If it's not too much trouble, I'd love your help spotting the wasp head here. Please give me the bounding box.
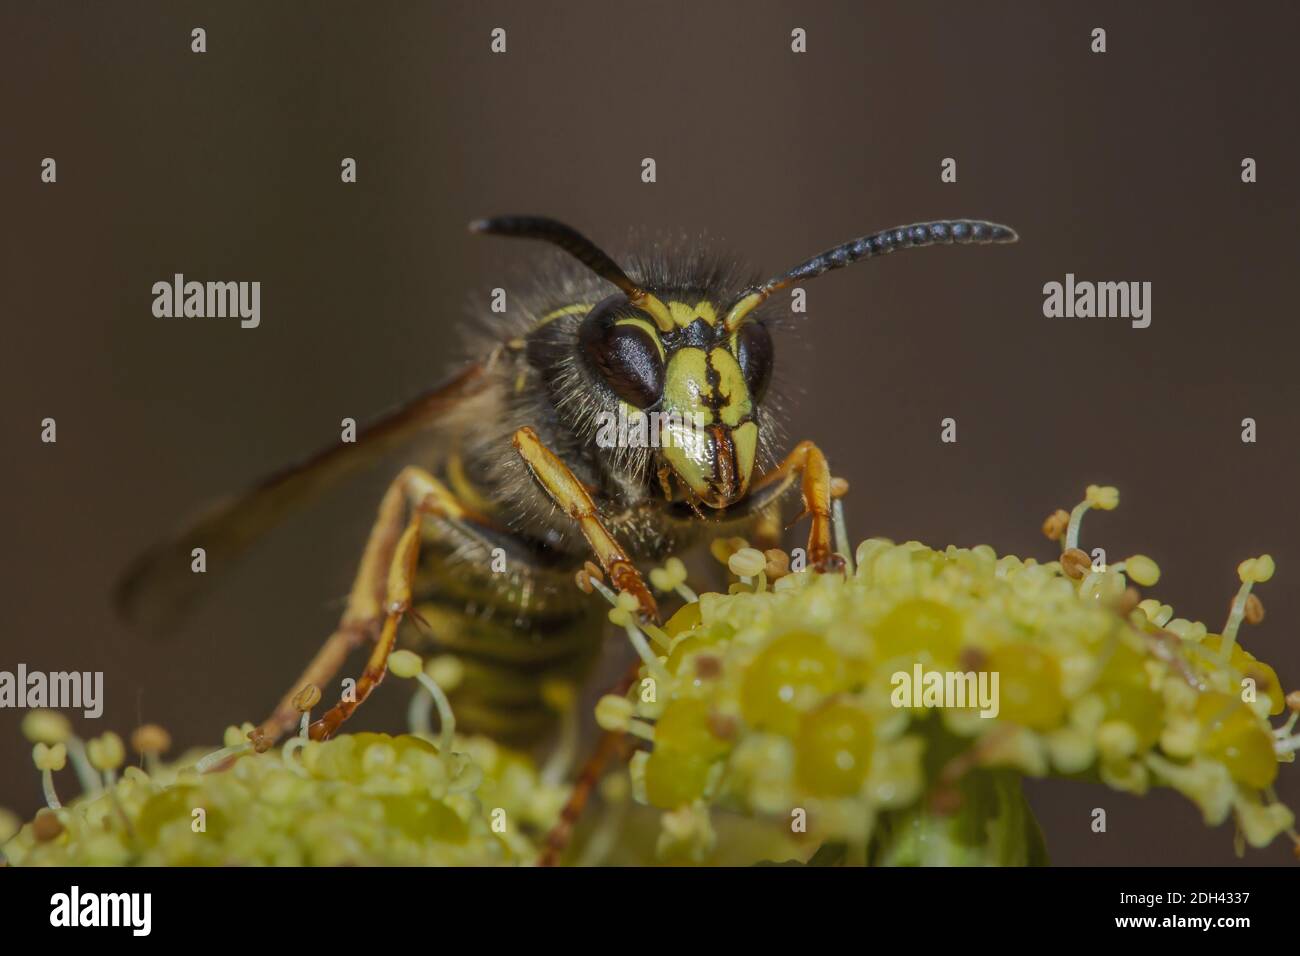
[576,293,773,509]
[473,214,1017,512]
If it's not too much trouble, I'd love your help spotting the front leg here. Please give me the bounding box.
[249,466,498,750]
[512,426,659,623]
[745,439,843,572]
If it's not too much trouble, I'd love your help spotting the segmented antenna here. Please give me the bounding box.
[469,215,676,331]
[722,219,1019,331]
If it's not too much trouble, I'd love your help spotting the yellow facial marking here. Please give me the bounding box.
[661,347,753,426]
[614,316,667,360]
[708,347,751,427]
[694,301,718,326]
[663,348,712,424]
[666,300,720,328]
[733,421,758,489]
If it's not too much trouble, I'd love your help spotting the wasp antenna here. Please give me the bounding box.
[470,215,675,331]
[722,219,1019,332]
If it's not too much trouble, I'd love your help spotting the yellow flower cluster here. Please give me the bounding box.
[616,486,1295,862]
[3,725,566,866]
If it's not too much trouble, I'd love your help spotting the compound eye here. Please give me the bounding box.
[580,295,665,409]
[736,321,774,401]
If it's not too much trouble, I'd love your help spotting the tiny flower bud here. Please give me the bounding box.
[694,654,722,680]
[22,710,72,745]
[709,536,749,566]
[1097,721,1139,761]
[1061,548,1092,580]
[829,476,849,498]
[707,711,738,740]
[728,547,767,578]
[130,724,172,756]
[86,732,125,771]
[426,655,464,692]
[1125,555,1160,587]
[650,559,688,592]
[1237,554,1275,584]
[32,808,64,842]
[595,694,634,732]
[763,548,791,579]
[1244,593,1265,625]
[388,650,424,679]
[33,742,67,772]
[1286,690,1300,713]
[1085,485,1120,510]
[291,684,321,712]
[1041,509,1070,541]
[1138,601,1174,630]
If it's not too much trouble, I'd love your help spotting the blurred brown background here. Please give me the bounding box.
[3,0,1298,865]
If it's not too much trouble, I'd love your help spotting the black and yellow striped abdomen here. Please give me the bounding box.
[402,508,605,746]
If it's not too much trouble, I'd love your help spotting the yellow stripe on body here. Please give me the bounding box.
[536,303,591,327]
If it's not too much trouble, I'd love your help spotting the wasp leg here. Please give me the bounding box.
[539,659,640,866]
[249,467,496,750]
[512,426,659,623]
[745,440,843,572]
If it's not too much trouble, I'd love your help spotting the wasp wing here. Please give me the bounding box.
[115,362,487,637]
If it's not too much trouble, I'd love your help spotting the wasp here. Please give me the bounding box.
[116,214,1017,825]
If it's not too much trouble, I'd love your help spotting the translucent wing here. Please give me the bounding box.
[115,362,487,637]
